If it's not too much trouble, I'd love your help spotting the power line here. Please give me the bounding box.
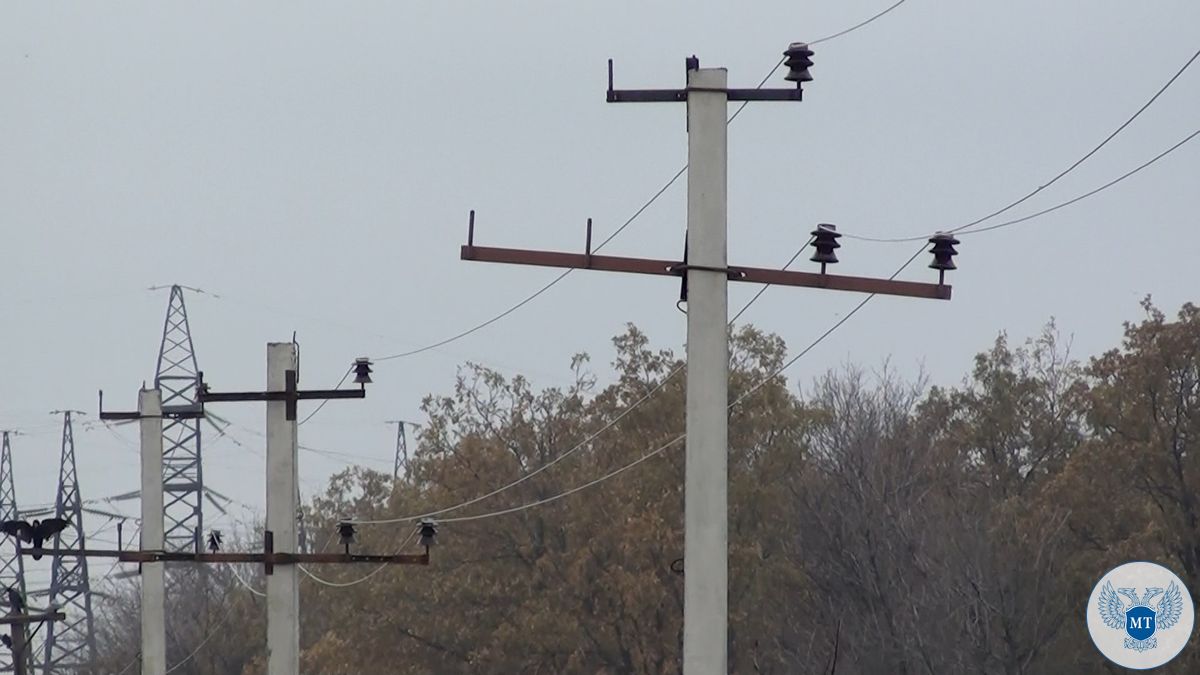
[349,368,680,525]
[299,527,419,588]
[352,115,1189,525]
[371,1,915,363]
[363,122,1200,526]
[163,598,243,674]
[297,367,353,426]
[228,564,266,598]
[407,259,910,525]
[349,236,817,526]
[842,44,1200,243]
[807,0,910,47]
[113,562,265,674]
[436,433,684,524]
[219,417,394,469]
[955,127,1200,236]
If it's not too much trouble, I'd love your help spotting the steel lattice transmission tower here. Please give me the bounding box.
[156,285,206,553]
[42,411,97,674]
[387,421,419,479]
[0,431,27,674]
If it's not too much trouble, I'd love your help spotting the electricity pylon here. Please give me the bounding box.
[0,431,27,674]
[42,411,97,674]
[386,421,419,479]
[155,285,205,553]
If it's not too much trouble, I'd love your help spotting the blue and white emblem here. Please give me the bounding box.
[1097,581,1184,651]
[1088,561,1195,669]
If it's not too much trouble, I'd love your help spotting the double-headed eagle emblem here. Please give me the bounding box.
[1098,580,1184,652]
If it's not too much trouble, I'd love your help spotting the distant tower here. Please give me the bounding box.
[156,285,205,552]
[387,421,418,479]
[0,431,27,674]
[42,411,98,674]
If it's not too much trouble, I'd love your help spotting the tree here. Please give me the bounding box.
[89,305,1200,673]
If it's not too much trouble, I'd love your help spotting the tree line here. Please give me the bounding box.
[92,300,1200,674]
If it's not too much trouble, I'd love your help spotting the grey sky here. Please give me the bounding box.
[2,1,1199,588]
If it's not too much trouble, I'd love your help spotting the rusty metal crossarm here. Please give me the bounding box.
[605,60,804,103]
[98,390,206,420]
[461,244,950,300]
[0,611,66,626]
[198,369,366,420]
[21,547,428,566]
[606,88,803,103]
[198,389,364,404]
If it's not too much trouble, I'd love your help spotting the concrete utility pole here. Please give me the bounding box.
[139,389,166,675]
[682,64,729,672]
[266,343,300,675]
[194,345,377,675]
[2,607,66,675]
[460,47,959,675]
[64,351,427,670]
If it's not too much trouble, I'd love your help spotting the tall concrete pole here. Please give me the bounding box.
[139,389,166,675]
[683,65,729,675]
[266,343,299,675]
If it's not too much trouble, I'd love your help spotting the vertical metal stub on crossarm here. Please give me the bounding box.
[585,218,594,268]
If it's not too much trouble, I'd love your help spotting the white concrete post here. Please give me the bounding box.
[266,343,299,675]
[683,66,729,675]
[138,389,165,675]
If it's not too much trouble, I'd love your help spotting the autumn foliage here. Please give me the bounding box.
[94,302,1200,674]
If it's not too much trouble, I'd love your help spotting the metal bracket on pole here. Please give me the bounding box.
[460,237,952,300]
[98,390,205,421]
[264,530,274,576]
[607,58,805,103]
[18,546,431,567]
[196,369,366,421]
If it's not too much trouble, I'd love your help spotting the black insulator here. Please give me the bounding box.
[419,519,438,549]
[810,223,842,269]
[783,42,814,84]
[928,232,960,271]
[353,357,373,385]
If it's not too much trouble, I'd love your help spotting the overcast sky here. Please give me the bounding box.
[2,1,1199,587]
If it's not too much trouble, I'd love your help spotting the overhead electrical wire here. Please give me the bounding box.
[806,0,909,47]
[234,6,1190,534]
[841,44,1200,243]
[370,0,914,364]
[163,599,244,674]
[370,258,911,525]
[354,88,1200,527]
[953,127,1200,236]
[347,238,815,526]
[297,367,353,426]
[294,2,917,435]
[229,564,267,598]
[299,526,419,588]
